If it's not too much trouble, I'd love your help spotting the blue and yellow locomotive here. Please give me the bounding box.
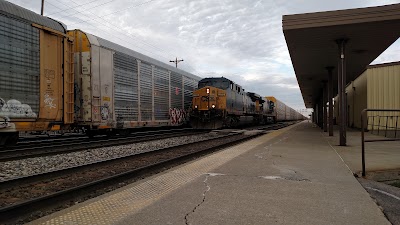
[190,77,275,129]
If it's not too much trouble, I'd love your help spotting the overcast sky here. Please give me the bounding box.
[7,0,400,114]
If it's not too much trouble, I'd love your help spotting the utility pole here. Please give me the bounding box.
[41,0,44,15]
[169,57,184,68]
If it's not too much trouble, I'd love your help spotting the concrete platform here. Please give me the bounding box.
[210,129,268,136]
[30,121,395,225]
[321,126,400,175]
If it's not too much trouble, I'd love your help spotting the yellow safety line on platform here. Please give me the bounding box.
[31,123,301,225]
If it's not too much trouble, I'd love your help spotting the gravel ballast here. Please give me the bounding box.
[0,133,219,181]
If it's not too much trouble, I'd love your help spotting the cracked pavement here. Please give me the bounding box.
[184,173,214,225]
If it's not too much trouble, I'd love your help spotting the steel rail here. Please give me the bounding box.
[0,129,206,161]
[1,128,196,150]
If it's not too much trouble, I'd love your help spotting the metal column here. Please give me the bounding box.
[313,105,317,124]
[318,100,323,129]
[336,39,347,146]
[327,67,334,136]
[323,81,328,132]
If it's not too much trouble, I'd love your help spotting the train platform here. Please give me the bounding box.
[29,121,399,225]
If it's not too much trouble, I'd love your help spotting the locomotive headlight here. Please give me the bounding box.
[212,104,215,108]
[206,88,210,94]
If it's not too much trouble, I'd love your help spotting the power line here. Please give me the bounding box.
[45,0,108,16]
[45,0,172,61]
[60,0,175,60]
[70,0,200,74]
[67,0,157,26]
[46,0,200,75]
[100,0,157,18]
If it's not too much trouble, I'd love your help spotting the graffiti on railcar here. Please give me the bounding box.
[44,93,56,109]
[101,103,110,120]
[0,98,37,118]
[169,108,187,124]
[0,116,10,129]
[74,83,82,114]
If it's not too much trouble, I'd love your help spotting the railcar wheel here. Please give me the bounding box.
[86,130,95,138]
[118,129,130,136]
[0,132,18,146]
[6,132,18,146]
[0,135,7,146]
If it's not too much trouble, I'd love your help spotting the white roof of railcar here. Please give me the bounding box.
[0,0,66,33]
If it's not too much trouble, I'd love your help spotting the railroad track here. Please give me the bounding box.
[242,121,297,131]
[0,131,265,224]
[0,128,205,161]
[17,132,85,142]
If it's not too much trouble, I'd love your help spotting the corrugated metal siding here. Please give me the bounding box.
[170,72,182,109]
[367,64,400,130]
[0,1,65,33]
[275,99,286,121]
[140,62,152,121]
[346,72,367,128]
[154,66,169,120]
[114,52,138,121]
[285,105,290,120]
[183,76,197,109]
[90,34,202,125]
[0,13,39,119]
[94,36,200,81]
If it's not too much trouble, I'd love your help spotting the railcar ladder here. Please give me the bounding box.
[64,40,74,124]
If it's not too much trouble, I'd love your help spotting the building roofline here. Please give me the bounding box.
[368,61,400,69]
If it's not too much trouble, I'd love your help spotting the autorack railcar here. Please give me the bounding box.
[0,1,74,145]
[265,96,305,122]
[68,30,201,136]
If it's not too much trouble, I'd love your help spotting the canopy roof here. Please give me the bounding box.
[283,4,400,107]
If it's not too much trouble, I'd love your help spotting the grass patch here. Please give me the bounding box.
[387,181,400,188]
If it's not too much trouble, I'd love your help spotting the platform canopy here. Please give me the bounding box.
[283,4,400,108]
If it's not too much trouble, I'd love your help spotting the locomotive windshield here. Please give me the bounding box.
[269,101,275,110]
[198,78,230,89]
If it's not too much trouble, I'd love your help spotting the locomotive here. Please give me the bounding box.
[0,1,200,145]
[190,77,305,129]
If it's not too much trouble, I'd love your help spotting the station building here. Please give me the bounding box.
[334,62,400,133]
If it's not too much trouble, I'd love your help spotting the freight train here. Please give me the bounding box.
[0,1,304,146]
[190,77,305,129]
[0,1,200,145]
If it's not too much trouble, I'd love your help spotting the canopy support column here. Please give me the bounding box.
[323,81,328,132]
[336,39,347,146]
[318,99,323,129]
[326,67,334,136]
